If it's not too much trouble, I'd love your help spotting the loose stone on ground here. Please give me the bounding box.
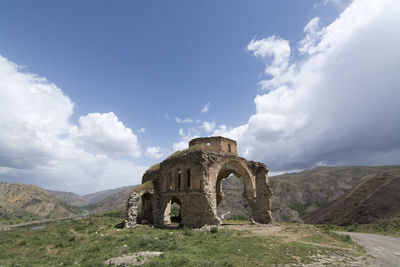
[104,251,163,266]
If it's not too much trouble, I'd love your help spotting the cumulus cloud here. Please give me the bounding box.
[214,0,400,172]
[248,36,291,77]
[0,54,145,194]
[71,112,141,157]
[201,121,216,133]
[299,17,325,55]
[201,102,211,113]
[248,36,292,90]
[145,146,164,159]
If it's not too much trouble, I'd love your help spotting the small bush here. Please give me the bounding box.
[210,227,218,234]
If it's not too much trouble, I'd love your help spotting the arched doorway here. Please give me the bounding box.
[170,197,182,224]
[215,160,256,223]
[162,196,182,227]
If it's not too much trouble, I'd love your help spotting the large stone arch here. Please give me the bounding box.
[212,159,257,212]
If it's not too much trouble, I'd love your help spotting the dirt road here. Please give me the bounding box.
[336,232,400,266]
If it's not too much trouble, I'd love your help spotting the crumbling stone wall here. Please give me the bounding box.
[125,136,272,228]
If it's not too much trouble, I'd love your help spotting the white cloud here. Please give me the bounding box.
[173,141,187,152]
[247,36,292,90]
[172,128,199,152]
[175,117,193,124]
[214,0,400,172]
[70,112,141,157]
[201,121,216,133]
[248,36,291,77]
[201,102,211,113]
[137,127,146,133]
[0,54,145,194]
[145,146,164,159]
[299,17,325,55]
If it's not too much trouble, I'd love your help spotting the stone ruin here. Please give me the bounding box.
[125,136,272,228]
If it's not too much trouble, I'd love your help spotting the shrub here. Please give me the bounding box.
[210,226,218,234]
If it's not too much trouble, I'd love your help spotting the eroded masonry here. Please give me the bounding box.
[125,136,272,228]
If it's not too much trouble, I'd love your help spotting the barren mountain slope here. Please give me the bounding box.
[0,182,81,223]
[304,173,400,225]
[217,175,252,219]
[82,185,135,205]
[269,166,400,222]
[91,186,135,213]
[47,190,89,207]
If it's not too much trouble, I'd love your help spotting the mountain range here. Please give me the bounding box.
[2,165,400,225]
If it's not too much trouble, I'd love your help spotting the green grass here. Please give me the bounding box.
[316,216,400,237]
[0,214,42,225]
[0,212,368,266]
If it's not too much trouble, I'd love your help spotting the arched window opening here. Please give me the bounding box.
[186,169,191,189]
[176,168,181,190]
[228,143,232,153]
[168,172,173,191]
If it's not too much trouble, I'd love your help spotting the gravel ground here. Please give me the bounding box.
[336,231,400,267]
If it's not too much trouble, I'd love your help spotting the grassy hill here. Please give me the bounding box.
[0,182,82,225]
[304,173,400,225]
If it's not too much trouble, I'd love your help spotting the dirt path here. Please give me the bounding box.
[336,231,400,266]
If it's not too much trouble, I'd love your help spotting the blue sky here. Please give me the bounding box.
[1,0,399,194]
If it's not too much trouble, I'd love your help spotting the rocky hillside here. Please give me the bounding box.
[82,185,135,206]
[304,173,400,225]
[269,166,400,222]
[217,175,252,219]
[47,190,89,207]
[91,186,135,213]
[0,182,81,224]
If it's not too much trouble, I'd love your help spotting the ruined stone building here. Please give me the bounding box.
[125,136,272,228]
